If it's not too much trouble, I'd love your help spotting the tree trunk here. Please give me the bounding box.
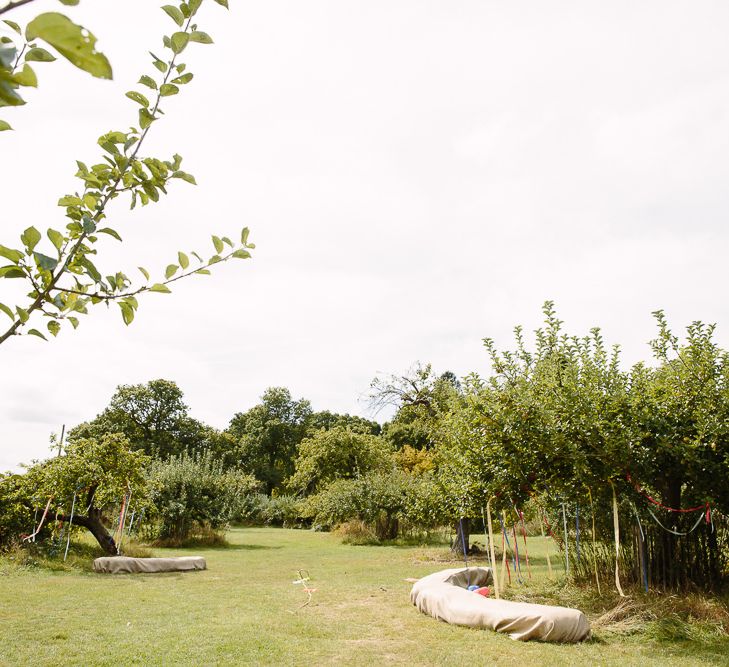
[59,508,117,555]
[375,513,399,540]
[451,518,470,557]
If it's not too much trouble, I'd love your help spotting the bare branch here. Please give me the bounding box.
[0,0,37,17]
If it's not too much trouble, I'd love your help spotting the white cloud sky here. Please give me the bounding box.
[2,0,729,470]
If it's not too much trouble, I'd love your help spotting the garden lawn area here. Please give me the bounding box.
[1,527,728,666]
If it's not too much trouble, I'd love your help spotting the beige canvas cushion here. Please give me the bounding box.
[93,556,206,574]
[410,567,590,643]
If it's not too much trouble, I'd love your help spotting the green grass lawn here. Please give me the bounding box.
[1,527,728,666]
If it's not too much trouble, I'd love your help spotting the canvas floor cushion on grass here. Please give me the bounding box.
[93,556,207,574]
[410,567,590,643]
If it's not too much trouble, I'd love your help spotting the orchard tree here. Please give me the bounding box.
[20,432,149,555]
[306,411,381,436]
[0,0,254,345]
[369,363,467,551]
[370,363,461,451]
[286,426,393,496]
[147,450,258,542]
[631,312,729,515]
[302,470,411,540]
[70,379,207,459]
[228,387,312,494]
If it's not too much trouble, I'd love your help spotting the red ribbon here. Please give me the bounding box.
[627,473,710,523]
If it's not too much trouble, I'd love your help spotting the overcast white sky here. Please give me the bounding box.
[2,0,729,471]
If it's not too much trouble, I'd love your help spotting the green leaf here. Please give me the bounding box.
[83,192,98,209]
[28,328,47,340]
[161,5,185,26]
[67,316,79,329]
[165,264,178,279]
[0,245,23,263]
[222,236,233,247]
[195,268,211,275]
[142,182,159,202]
[34,251,58,272]
[149,283,171,294]
[171,170,196,184]
[189,31,213,44]
[26,13,113,79]
[178,251,189,269]
[138,75,157,89]
[212,235,224,253]
[171,73,193,84]
[0,44,15,68]
[170,32,190,54]
[20,226,41,251]
[138,266,150,280]
[13,64,37,87]
[0,120,12,131]
[24,46,56,62]
[79,256,100,282]
[16,306,29,323]
[47,320,60,337]
[47,228,64,251]
[58,195,82,206]
[0,79,24,107]
[0,266,25,278]
[159,83,179,96]
[188,0,203,15]
[118,301,134,325]
[232,249,251,259]
[213,0,229,8]
[58,0,80,5]
[81,216,96,233]
[241,227,250,245]
[126,90,149,106]
[97,227,122,241]
[139,107,155,129]
[2,20,21,34]
[0,302,15,320]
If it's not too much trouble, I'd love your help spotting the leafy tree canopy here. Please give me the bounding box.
[286,426,393,496]
[306,410,381,436]
[70,379,207,459]
[371,363,461,450]
[227,387,312,494]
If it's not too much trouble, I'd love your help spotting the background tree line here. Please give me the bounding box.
[2,304,728,592]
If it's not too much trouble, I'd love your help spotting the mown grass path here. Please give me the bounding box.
[1,527,727,665]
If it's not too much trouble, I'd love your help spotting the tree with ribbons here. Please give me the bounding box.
[17,432,149,555]
[437,303,728,591]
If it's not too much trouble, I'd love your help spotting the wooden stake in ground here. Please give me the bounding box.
[587,487,601,595]
[484,499,500,599]
[539,508,553,579]
[562,503,570,577]
[611,482,626,597]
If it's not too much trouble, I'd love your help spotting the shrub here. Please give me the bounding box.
[232,493,302,527]
[303,470,411,540]
[333,520,378,545]
[259,494,301,527]
[148,451,259,542]
[287,427,393,496]
[0,473,35,550]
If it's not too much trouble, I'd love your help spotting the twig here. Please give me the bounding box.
[0,0,37,17]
